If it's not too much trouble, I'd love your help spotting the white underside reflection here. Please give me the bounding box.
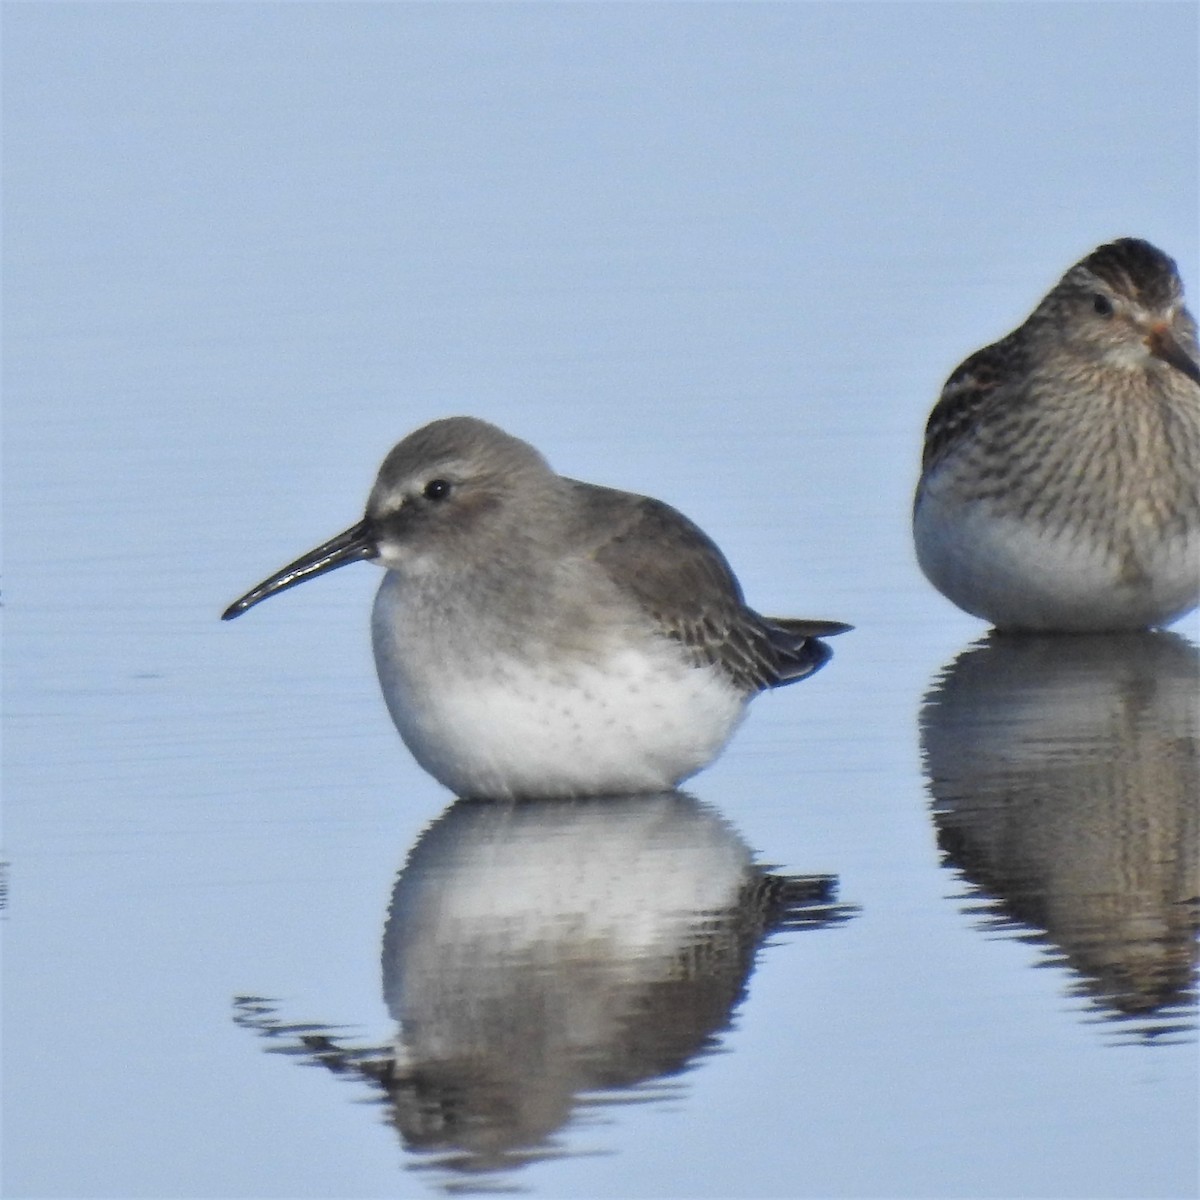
[235,792,856,1188]
[920,631,1199,1042]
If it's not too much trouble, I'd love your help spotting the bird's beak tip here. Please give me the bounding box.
[220,519,377,626]
[1146,324,1200,386]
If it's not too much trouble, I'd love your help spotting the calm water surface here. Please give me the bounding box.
[5,5,1198,1198]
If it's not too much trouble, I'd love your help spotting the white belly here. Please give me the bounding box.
[371,577,747,799]
[914,490,1200,632]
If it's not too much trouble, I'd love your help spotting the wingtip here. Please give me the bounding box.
[819,620,853,637]
[768,617,854,639]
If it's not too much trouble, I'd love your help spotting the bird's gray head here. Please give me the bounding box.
[366,417,558,571]
[221,417,558,620]
[1039,237,1200,386]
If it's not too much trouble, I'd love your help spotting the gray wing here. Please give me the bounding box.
[571,482,847,693]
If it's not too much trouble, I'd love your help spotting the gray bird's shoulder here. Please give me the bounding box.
[566,481,747,612]
[565,481,812,691]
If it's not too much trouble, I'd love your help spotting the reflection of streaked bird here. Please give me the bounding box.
[234,793,855,1183]
[920,632,1199,1038]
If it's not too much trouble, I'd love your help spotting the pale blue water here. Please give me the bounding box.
[4,5,1198,1197]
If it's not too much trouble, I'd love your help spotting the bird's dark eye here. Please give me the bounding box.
[1091,293,1114,317]
[423,478,452,501]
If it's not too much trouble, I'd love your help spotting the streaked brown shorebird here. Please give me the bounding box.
[914,237,1200,632]
[223,417,848,798]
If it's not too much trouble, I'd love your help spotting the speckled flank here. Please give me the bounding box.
[373,574,748,799]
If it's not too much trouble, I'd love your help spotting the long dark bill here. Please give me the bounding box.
[221,519,377,620]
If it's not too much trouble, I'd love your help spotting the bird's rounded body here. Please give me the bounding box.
[372,572,747,799]
[914,482,1199,633]
[914,238,1200,632]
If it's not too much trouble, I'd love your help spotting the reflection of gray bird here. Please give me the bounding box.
[920,632,1199,1037]
[224,417,847,798]
[233,793,855,1182]
[914,238,1200,631]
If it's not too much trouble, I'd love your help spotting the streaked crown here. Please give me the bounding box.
[1062,237,1184,309]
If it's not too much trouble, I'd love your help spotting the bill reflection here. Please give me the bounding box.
[235,792,855,1187]
[920,631,1199,1040]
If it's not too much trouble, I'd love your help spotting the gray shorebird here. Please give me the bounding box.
[913,237,1200,632]
[223,417,848,798]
